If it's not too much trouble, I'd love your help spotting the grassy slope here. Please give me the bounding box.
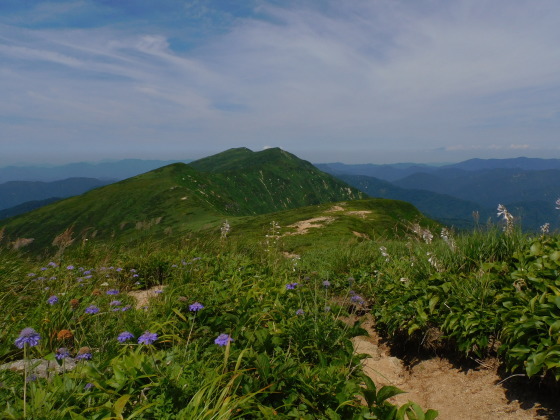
[0,148,367,251]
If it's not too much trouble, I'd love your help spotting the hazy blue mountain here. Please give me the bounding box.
[0,178,113,210]
[0,197,62,220]
[317,157,560,182]
[335,174,489,229]
[444,157,560,171]
[315,162,440,181]
[393,168,560,208]
[0,159,189,183]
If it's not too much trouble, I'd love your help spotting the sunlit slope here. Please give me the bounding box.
[0,148,365,249]
[228,198,438,252]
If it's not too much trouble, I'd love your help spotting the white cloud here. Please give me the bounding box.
[1,0,560,164]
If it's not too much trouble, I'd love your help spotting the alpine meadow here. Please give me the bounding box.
[2,148,560,419]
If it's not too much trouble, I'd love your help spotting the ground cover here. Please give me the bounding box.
[0,239,436,419]
[2,204,560,418]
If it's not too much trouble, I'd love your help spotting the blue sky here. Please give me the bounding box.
[1,0,560,165]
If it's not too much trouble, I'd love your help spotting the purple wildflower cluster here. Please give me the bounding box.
[76,347,92,360]
[85,305,100,314]
[117,331,135,343]
[14,328,41,349]
[56,347,71,360]
[350,292,365,305]
[189,302,204,312]
[214,334,233,347]
[138,331,158,345]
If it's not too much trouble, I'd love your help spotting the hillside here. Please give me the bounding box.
[0,148,370,250]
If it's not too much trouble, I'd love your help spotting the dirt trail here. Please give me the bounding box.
[350,315,557,420]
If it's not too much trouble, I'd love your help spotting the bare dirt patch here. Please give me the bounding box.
[326,205,346,212]
[282,251,301,259]
[285,216,335,235]
[128,285,165,309]
[353,231,370,239]
[346,210,372,219]
[349,315,556,420]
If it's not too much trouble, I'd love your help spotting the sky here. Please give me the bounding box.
[1,0,560,166]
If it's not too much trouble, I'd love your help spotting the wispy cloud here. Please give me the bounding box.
[1,0,560,164]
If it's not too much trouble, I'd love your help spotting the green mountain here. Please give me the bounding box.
[0,148,372,250]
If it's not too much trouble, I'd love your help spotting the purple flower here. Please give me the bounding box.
[296,309,304,316]
[41,267,47,271]
[350,294,364,304]
[189,302,204,312]
[106,289,119,295]
[47,295,59,305]
[84,382,93,390]
[322,280,331,288]
[214,334,233,347]
[117,331,135,343]
[48,262,57,267]
[116,268,122,272]
[285,282,299,290]
[15,328,41,349]
[76,347,92,360]
[130,269,137,273]
[133,274,139,278]
[55,347,70,360]
[83,270,91,275]
[67,265,74,270]
[138,331,158,345]
[27,273,35,277]
[85,305,100,314]
[121,305,131,312]
[109,300,122,306]
[26,374,38,383]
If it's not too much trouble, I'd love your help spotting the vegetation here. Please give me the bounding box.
[0,148,365,251]
[2,148,560,418]
[0,235,440,419]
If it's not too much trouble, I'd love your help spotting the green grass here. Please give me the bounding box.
[0,148,366,253]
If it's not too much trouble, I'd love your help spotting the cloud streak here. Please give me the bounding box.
[1,0,560,164]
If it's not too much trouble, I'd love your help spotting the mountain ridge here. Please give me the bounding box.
[0,148,370,250]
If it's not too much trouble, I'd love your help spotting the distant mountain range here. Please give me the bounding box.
[0,148,378,250]
[317,158,560,231]
[0,178,114,211]
[2,155,559,232]
[0,159,188,183]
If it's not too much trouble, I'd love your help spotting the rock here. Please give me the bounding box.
[0,358,77,379]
